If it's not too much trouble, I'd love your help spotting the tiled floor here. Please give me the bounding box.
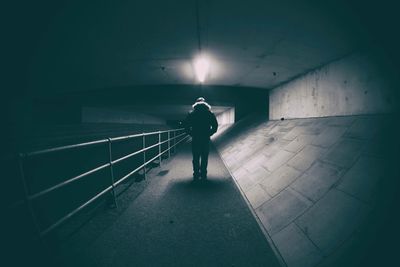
[214,114,394,267]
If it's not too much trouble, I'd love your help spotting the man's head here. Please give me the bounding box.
[192,96,211,110]
[196,97,205,103]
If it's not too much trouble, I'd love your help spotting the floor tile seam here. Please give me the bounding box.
[269,186,324,235]
[266,191,312,236]
[243,184,269,201]
[259,164,305,199]
[288,183,316,204]
[250,183,273,208]
[292,186,373,239]
[310,129,348,148]
[253,186,314,234]
[289,166,356,205]
[319,145,364,169]
[286,148,325,174]
[263,148,298,173]
[292,220,326,262]
[333,187,373,207]
[307,156,345,174]
[325,144,365,185]
[313,220,372,266]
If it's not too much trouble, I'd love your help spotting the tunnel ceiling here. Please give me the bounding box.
[26,0,362,94]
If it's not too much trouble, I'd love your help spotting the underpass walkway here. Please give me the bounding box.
[65,143,281,267]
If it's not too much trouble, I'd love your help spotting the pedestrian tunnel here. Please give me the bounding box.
[4,1,400,266]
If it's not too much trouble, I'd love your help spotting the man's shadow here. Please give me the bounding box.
[168,176,232,195]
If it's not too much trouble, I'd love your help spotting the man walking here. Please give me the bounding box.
[185,97,218,181]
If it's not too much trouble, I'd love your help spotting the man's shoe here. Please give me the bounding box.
[193,173,200,181]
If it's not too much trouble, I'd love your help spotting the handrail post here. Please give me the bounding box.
[18,153,44,240]
[142,134,146,179]
[107,138,118,208]
[158,131,162,167]
[168,131,171,158]
[173,131,176,154]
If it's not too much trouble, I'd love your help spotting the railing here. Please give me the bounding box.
[14,128,190,238]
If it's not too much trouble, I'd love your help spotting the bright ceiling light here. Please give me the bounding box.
[193,54,210,83]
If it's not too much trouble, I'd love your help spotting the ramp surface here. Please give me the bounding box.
[214,114,397,267]
[65,144,281,267]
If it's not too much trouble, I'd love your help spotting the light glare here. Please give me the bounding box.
[194,55,210,83]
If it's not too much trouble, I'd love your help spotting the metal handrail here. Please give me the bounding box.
[16,127,190,238]
[25,139,109,157]
[29,163,111,200]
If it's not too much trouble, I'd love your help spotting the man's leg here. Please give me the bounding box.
[200,140,210,179]
[192,141,201,179]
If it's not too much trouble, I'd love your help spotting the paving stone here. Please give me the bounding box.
[285,135,315,153]
[322,138,364,168]
[260,136,277,147]
[256,188,311,235]
[337,156,384,202]
[272,223,323,267]
[282,126,308,141]
[291,162,342,202]
[296,189,369,255]
[236,173,256,192]
[276,138,292,148]
[287,145,326,172]
[269,123,296,133]
[249,139,266,147]
[277,125,296,133]
[229,152,257,171]
[242,154,269,173]
[251,167,271,184]
[265,121,280,128]
[262,149,295,172]
[344,117,379,140]
[223,154,236,163]
[296,119,315,126]
[224,158,236,169]
[313,117,330,127]
[262,136,291,149]
[261,165,301,196]
[232,168,247,181]
[275,120,293,127]
[312,126,346,148]
[303,125,324,135]
[245,184,271,209]
[269,125,283,135]
[239,146,256,157]
[261,144,282,158]
[228,147,241,155]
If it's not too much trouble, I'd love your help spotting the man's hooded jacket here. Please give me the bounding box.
[185,100,218,139]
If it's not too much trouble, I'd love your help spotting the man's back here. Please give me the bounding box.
[185,100,218,139]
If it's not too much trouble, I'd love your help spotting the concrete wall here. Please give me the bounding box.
[216,108,235,126]
[82,107,166,125]
[269,53,396,119]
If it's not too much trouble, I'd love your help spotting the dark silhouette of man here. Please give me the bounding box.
[185,97,218,180]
